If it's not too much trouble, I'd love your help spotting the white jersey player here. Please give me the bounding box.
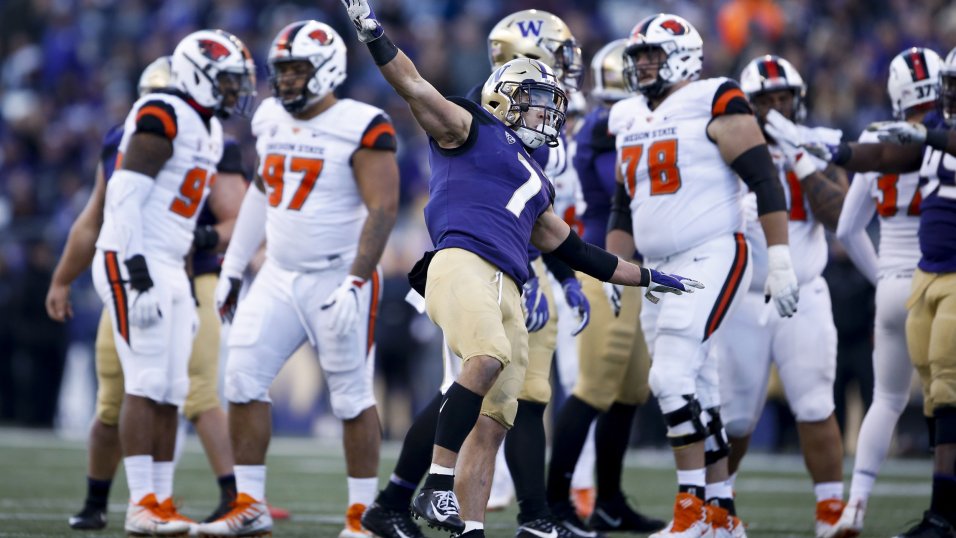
[832,47,942,537]
[607,15,798,538]
[200,21,399,538]
[715,54,851,538]
[92,29,254,536]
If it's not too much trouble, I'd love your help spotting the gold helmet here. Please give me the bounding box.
[488,9,583,91]
[481,58,568,149]
[591,39,630,102]
[138,56,172,97]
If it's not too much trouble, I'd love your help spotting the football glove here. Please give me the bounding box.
[867,120,927,145]
[321,274,367,336]
[124,255,162,328]
[561,278,590,336]
[764,244,799,317]
[214,274,242,324]
[522,276,549,333]
[642,267,704,304]
[603,282,623,318]
[341,0,385,43]
[763,109,819,180]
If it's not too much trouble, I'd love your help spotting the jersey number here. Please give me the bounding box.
[875,174,921,217]
[260,153,325,210]
[621,140,682,196]
[506,153,544,218]
[785,171,807,221]
[170,167,210,218]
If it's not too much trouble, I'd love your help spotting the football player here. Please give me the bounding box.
[341,2,701,537]
[89,30,254,536]
[832,47,942,536]
[715,54,849,538]
[606,15,798,538]
[547,37,665,535]
[197,20,398,538]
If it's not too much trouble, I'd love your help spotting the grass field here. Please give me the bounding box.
[0,428,931,537]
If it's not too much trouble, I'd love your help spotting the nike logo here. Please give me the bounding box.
[595,508,622,528]
[521,526,557,538]
[439,398,448,415]
[693,256,709,262]
[240,513,262,527]
[430,501,450,522]
[393,525,413,538]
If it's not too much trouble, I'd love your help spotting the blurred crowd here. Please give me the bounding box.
[0,0,953,447]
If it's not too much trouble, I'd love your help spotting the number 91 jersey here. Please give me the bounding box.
[251,97,396,271]
[609,78,746,260]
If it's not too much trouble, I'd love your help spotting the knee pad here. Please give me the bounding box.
[935,406,956,445]
[703,407,730,465]
[660,394,708,448]
[128,367,168,403]
[792,388,835,423]
[225,370,270,404]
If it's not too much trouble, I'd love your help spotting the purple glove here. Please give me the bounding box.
[642,267,704,304]
[561,278,590,336]
[522,276,549,332]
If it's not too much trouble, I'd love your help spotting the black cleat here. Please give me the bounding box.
[360,502,426,538]
[411,488,465,534]
[589,495,667,533]
[551,502,604,538]
[517,517,561,538]
[893,511,956,538]
[68,504,107,530]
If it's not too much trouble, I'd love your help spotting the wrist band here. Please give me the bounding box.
[368,33,398,66]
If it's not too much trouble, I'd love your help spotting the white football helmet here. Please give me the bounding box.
[268,20,347,113]
[481,58,568,149]
[944,47,956,125]
[138,56,172,97]
[590,39,630,103]
[488,9,583,91]
[170,29,256,118]
[622,13,702,98]
[740,54,807,122]
[888,47,941,120]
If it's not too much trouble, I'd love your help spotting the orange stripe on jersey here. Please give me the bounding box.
[115,152,124,170]
[704,233,748,340]
[366,270,381,354]
[104,251,131,344]
[712,88,747,117]
[361,122,396,149]
[136,106,178,139]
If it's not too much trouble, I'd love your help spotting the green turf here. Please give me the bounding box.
[0,428,931,537]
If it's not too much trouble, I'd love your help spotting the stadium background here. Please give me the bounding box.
[0,0,952,453]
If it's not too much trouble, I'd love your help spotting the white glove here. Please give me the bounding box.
[603,282,623,317]
[341,0,385,42]
[214,273,242,324]
[763,109,818,180]
[867,120,927,145]
[764,245,799,317]
[321,274,367,336]
[128,289,162,328]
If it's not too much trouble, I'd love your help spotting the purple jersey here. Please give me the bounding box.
[424,97,554,286]
[100,124,124,180]
[574,105,617,248]
[917,111,956,273]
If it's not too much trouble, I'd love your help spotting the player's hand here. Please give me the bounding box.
[45,281,73,322]
[522,276,549,332]
[561,278,590,336]
[764,244,799,317]
[321,274,367,336]
[603,281,623,317]
[764,109,804,148]
[642,267,704,304]
[215,274,242,324]
[128,289,162,328]
[867,120,927,145]
[341,0,384,43]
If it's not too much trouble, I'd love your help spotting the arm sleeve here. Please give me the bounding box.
[134,100,178,140]
[835,174,880,285]
[220,186,267,277]
[105,169,154,256]
[730,145,787,215]
[217,139,247,178]
[541,252,576,282]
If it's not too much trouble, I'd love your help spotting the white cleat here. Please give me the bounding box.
[827,499,864,538]
[815,499,848,538]
[706,504,746,538]
[196,493,272,537]
[650,493,715,538]
[125,493,192,536]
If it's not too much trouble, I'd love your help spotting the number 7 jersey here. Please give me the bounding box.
[608,78,747,259]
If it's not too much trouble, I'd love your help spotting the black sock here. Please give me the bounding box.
[709,496,736,516]
[378,393,443,510]
[595,402,637,502]
[422,472,455,491]
[85,478,111,510]
[506,400,549,523]
[217,474,236,504]
[930,473,956,524]
[679,484,705,501]
[434,382,483,453]
[547,395,600,506]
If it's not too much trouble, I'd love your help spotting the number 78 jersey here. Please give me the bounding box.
[608,78,747,260]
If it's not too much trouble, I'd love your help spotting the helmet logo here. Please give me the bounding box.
[309,28,331,45]
[198,39,231,61]
[659,19,687,35]
[516,20,544,38]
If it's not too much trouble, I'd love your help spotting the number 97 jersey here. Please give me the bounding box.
[608,78,748,260]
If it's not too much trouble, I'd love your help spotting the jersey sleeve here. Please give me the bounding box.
[359,114,397,152]
[217,139,248,179]
[133,99,178,140]
[589,113,616,152]
[711,80,752,118]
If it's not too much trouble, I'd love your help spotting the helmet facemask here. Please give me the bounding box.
[269,58,322,113]
[623,45,669,98]
[214,68,256,119]
[500,80,567,149]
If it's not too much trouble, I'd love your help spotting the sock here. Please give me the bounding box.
[217,474,237,503]
[422,471,455,491]
[677,469,706,501]
[124,455,153,503]
[377,391,442,510]
[235,465,266,501]
[463,520,485,533]
[571,423,596,490]
[726,472,737,490]
[930,473,956,525]
[814,481,844,502]
[848,470,875,505]
[506,400,549,523]
[434,383,483,454]
[378,474,418,511]
[706,481,736,515]
[347,476,378,508]
[152,461,174,503]
[85,478,112,510]
[595,402,638,502]
[546,395,600,506]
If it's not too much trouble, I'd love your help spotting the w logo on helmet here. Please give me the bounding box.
[198,39,231,61]
[659,19,687,35]
[309,28,331,45]
[516,20,544,38]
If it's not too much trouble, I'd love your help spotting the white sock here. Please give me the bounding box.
[676,468,706,498]
[706,481,733,501]
[347,476,378,507]
[124,455,154,503]
[152,461,175,503]
[463,521,484,533]
[429,464,455,476]
[235,465,267,501]
[726,472,738,490]
[848,472,875,505]
[814,481,844,502]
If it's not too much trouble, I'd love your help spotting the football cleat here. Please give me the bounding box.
[339,503,370,538]
[572,488,595,521]
[158,497,198,535]
[815,499,847,538]
[68,504,107,530]
[410,488,465,534]
[552,501,605,538]
[705,504,746,538]
[649,493,714,538]
[196,493,272,537]
[892,511,956,538]
[829,498,864,538]
[125,493,192,536]
[589,494,666,533]
[360,502,426,538]
[517,517,560,538]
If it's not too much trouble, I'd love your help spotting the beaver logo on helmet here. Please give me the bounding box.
[198,39,231,61]
[660,19,687,35]
[309,28,331,45]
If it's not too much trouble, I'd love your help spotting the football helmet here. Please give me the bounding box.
[268,20,347,113]
[888,47,941,120]
[488,9,583,91]
[138,56,172,98]
[481,58,568,149]
[622,13,702,98]
[740,54,807,122]
[170,29,256,118]
[590,39,630,102]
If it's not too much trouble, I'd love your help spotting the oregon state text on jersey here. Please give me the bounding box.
[96,92,224,263]
[251,97,396,271]
[609,78,747,259]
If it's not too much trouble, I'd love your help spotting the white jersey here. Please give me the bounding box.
[97,93,223,264]
[609,78,746,259]
[251,97,393,272]
[547,134,584,232]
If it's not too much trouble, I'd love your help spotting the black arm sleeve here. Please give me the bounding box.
[550,231,618,282]
[541,252,576,282]
[730,145,787,215]
[607,182,633,234]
